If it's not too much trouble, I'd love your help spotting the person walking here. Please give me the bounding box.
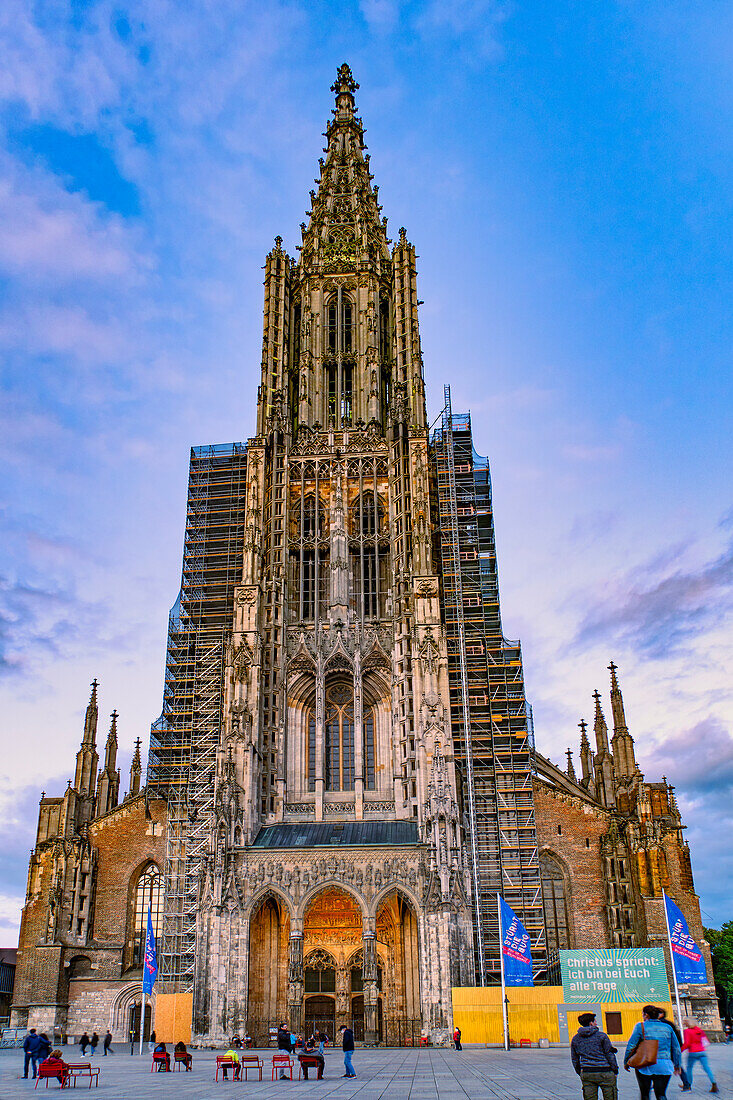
[682,1019,718,1093]
[657,1010,689,1091]
[79,1031,90,1057]
[103,1030,112,1055]
[624,1005,681,1100]
[339,1024,355,1078]
[90,1031,99,1057]
[22,1028,42,1079]
[570,1012,619,1100]
[453,1026,462,1051]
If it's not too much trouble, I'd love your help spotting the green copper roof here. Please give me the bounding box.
[251,821,420,849]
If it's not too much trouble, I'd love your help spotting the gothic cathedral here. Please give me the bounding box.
[11,66,719,1045]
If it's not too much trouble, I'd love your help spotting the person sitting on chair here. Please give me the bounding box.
[174,1041,192,1071]
[298,1035,325,1080]
[40,1051,69,1086]
[153,1042,171,1071]
[222,1047,240,1080]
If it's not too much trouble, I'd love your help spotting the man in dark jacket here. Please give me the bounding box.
[22,1028,42,1079]
[339,1024,356,1078]
[277,1023,292,1079]
[570,1013,619,1100]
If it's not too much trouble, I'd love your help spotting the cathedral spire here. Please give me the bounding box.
[82,678,99,746]
[299,64,390,276]
[592,689,615,807]
[96,710,120,817]
[579,719,593,784]
[608,660,638,778]
[129,738,142,798]
[592,689,610,756]
[74,679,99,799]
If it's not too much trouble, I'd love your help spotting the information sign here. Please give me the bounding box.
[560,948,670,1003]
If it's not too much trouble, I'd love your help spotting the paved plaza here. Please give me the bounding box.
[1,1045,731,1100]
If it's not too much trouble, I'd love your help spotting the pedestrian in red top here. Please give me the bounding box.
[682,1019,718,1093]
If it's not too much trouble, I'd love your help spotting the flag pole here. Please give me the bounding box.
[139,988,146,1057]
[498,893,509,1052]
[663,892,684,1031]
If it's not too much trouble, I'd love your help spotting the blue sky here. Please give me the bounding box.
[0,0,732,938]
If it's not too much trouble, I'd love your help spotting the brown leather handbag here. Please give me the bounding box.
[627,1023,659,1069]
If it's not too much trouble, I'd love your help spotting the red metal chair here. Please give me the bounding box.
[271,1054,293,1081]
[239,1056,263,1080]
[35,1062,70,1089]
[215,1056,239,1081]
[519,1039,532,1049]
[151,1051,170,1072]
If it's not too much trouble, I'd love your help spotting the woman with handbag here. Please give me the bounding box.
[624,1005,682,1100]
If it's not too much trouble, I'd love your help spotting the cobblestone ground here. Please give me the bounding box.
[1,1045,731,1100]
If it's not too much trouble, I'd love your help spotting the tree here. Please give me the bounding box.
[704,922,733,1021]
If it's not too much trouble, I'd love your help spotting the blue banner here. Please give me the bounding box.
[142,905,158,995]
[499,896,534,986]
[664,893,707,984]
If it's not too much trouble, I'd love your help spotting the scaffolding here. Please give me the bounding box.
[432,387,547,984]
[147,442,248,990]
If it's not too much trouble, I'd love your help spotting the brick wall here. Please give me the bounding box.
[533,779,610,948]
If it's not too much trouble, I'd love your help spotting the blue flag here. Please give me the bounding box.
[664,893,707,984]
[142,905,158,995]
[499,896,534,986]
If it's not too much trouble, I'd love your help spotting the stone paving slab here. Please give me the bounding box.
[1,1045,731,1100]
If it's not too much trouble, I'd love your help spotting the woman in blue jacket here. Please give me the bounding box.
[625,1005,682,1100]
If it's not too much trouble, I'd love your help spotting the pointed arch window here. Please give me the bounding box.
[326,683,354,791]
[131,863,162,968]
[540,853,571,951]
[305,684,376,792]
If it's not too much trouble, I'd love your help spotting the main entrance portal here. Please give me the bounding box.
[245,885,422,1045]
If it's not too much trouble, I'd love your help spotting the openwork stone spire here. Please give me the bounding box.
[299,63,390,275]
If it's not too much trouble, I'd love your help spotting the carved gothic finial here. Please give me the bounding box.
[274,235,283,252]
[331,62,359,99]
[399,226,407,242]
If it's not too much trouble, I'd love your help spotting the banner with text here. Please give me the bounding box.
[560,948,670,1003]
[664,893,708,985]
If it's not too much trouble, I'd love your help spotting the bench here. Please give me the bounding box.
[239,1056,263,1081]
[215,1056,239,1081]
[35,1063,70,1090]
[297,1055,322,1080]
[271,1054,293,1081]
[66,1064,100,1088]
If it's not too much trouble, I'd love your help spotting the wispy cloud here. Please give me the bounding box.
[575,530,733,658]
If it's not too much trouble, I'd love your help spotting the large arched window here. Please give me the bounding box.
[131,864,162,968]
[540,853,571,951]
[306,685,376,791]
[326,683,354,791]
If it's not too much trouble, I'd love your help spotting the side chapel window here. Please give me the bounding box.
[540,853,571,951]
[131,864,162,967]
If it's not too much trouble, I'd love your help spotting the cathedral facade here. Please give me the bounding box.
[11,67,719,1044]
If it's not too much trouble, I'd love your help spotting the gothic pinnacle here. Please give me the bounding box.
[566,748,577,782]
